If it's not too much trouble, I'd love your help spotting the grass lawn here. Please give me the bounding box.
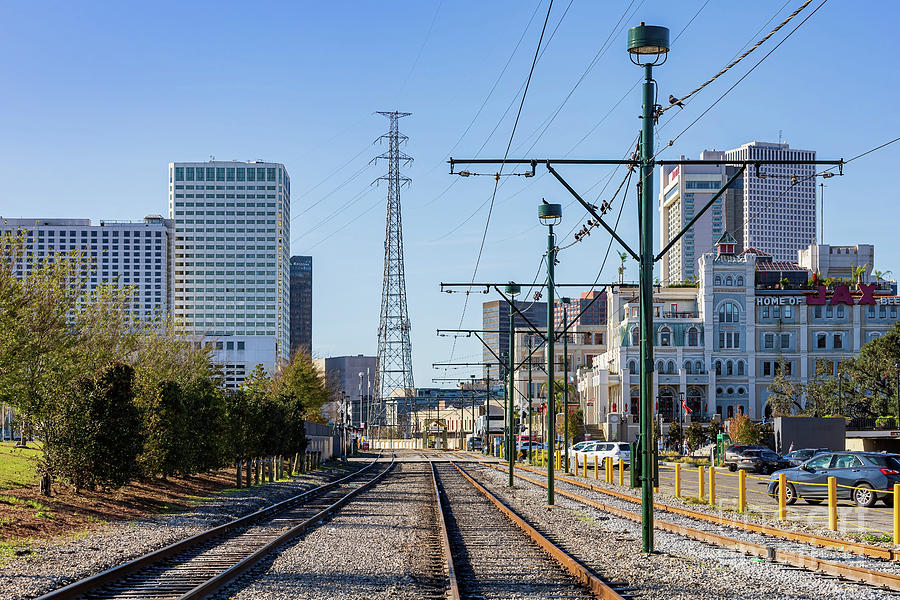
[0,441,40,490]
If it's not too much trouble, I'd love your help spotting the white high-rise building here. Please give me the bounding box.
[0,216,174,323]
[658,151,744,285]
[724,141,816,262]
[168,161,291,388]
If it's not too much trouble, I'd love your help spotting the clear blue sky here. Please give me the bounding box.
[1,1,897,386]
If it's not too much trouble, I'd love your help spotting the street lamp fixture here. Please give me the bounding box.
[540,201,561,504]
[627,22,670,64]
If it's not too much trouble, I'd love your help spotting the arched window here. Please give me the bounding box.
[667,360,676,374]
[656,360,664,373]
[718,301,740,323]
[726,360,734,376]
[687,326,699,347]
[659,326,672,347]
[725,275,733,286]
[715,360,722,376]
[736,276,744,286]
[659,388,675,421]
[714,275,722,286]
[630,387,640,417]
[684,360,693,375]
[695,360,703,373]
[737,361,745,376]
[631,326,640,346]
[686,388,702,415]
[628,360,637,374]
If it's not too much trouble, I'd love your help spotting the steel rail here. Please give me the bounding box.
[448,461,626,600]
[512,462,900,562]
[179,456,396,600]
[430,460,461,600]
[491,464,900,593]
[36,454,389,600]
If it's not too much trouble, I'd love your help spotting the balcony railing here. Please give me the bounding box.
[660,311,698,319]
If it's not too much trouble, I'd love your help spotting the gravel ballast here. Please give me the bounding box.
[0,462,364,600]
[468,463,894,600]
[222,461,441,600]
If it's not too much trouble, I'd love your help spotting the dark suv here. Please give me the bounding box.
[723,445,769,472]
[783,448,831,467]
[732,448,790,474]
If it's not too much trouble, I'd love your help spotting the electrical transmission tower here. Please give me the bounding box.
[374,111,415,437]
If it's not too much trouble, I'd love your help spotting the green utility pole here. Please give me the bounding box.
[506,283,521,486]
[528,335,534,464]
[563,328,569,471]
[539,202,562,504]
[631,24,669,554]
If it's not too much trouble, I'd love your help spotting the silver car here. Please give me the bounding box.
[767,452,900,507]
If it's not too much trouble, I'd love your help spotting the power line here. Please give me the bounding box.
[450,0,555,362]
[658,0,814,118]
[658,0,828,154]
[397,1,444,97]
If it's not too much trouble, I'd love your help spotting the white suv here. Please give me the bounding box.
[580,442,631,467]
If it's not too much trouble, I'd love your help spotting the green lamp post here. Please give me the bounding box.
[504,282,521,486]
[628,21,669,553]
[539,201,562,504]
[561,296,571,472]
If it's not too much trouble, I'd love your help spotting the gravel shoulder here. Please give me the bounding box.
[467,463,892,600]
[0,462,363,600]
[223,461,442,600]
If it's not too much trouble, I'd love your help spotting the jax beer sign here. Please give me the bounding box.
[756,284,879,307]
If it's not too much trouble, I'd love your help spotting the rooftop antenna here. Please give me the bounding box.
[778,130,783,145]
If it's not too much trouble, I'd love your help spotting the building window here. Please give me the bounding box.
[695,360,703,373]
[684,361,692,374]
[659,326,671,347]
[718,301,739,323]
[726,360,733,376]
[216,167,225,181]
[869,306,876,318]
[764,333,774,349]
[837,305,845,318]
[784,306,792,319]
[631,326,639,346]
[763,361,772,376]
[826,305,833,318]
[715,360,722,376]
[833,333,843,349]
[714,275,722,286]
[815,306,823,319]
[175,167,184,181]
[736,276,744,286]
[725,276,733,286]
[780,333,790,349]
[773,306,780,318]
[628,360,636,374]
[737,361,745,376]
[762,306,770,318]
[687,327,698,346]
[817,332,827,349]
[667,360,676,374]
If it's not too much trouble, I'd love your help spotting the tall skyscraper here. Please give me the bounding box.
[0,216,174,323]
[724,141,816,262]
[168,161,290,388]
[289,255,312,357]
[658,151,741,285]
[313,355,376,428]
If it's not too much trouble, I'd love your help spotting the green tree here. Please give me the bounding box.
[766,361,803,417]
[49,363,144,491]
[727,413,762,445]
[685,421,706,452]
[666,421,684,450]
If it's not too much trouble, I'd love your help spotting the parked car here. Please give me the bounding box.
[767,452,900,507]
[516,441,545,457]
[466,438,483,451]
[733,448,790,474]
[723,444,769,471]
[783,448,831,467]
[572,441,602,464]
[580,441,631,467]
[568,441,593,454]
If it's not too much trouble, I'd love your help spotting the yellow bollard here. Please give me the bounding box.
[709,466,716,507]
[594,455,599,480]
[675,463,682,498]
[828,476,837,531]
[583,456,588,478]
[606,457,612,483]
[778,472,787,521]
[738,469,746,514]
[698,465,705,500]
[894,483,900,545]
[618,458,624,486]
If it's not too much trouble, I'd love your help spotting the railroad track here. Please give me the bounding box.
[37,454,394,600]
[479,460,900,595]
[430,460,629,599]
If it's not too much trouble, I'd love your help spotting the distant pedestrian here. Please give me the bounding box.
[682,439,689,456]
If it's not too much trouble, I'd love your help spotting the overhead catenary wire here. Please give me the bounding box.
[656,0,829,156]
[449,0,555,362]
[658,0,814,118]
